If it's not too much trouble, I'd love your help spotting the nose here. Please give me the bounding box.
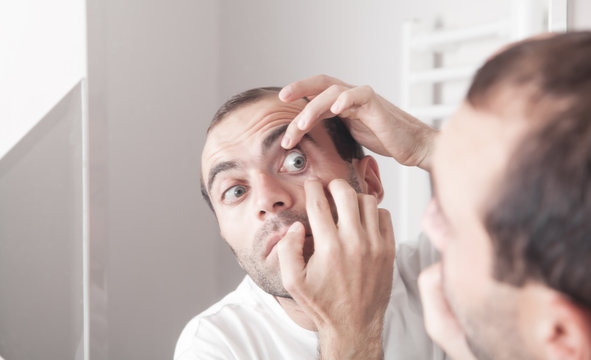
[253,172,294,220]
[422,198,448,252]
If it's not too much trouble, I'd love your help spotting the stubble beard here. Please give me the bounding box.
[235,209,309,299]
[441,262,532,360]
[233,166,362,299]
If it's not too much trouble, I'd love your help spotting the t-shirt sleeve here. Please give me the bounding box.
[395,232,440,287]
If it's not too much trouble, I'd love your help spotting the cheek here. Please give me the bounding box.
[443,232,493,306]
[218,212,254,252]
[310,158,352,182]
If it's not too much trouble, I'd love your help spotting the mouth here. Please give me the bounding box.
[264,229,313,259]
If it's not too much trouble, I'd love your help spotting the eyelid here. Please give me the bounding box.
[279,148,308,174]
[221,184,249,205]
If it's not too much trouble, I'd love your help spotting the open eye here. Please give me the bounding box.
[281,150,307,173]
[222,185,248,203]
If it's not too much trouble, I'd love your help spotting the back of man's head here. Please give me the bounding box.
[468,32,591,309]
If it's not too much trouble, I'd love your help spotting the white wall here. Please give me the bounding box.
[0,0,86,159]
[1,1,579,359]
[86,1,232,359]
[571,0,591,29]
[217,0,520,242]
[218,0,442,243]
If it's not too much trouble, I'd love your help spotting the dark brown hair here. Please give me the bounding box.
[469,32,591,308]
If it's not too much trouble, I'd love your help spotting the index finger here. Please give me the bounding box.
[281,84,347,149]
[279,74,351,103]
[304,180,338,252]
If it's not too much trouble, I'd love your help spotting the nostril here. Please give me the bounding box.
[274,201,284,207]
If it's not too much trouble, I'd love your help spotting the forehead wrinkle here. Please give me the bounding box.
[263,125,289,150]
[203,99,314,193]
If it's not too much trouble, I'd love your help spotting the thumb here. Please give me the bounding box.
[418,263,477,360]
[277,221,307,295]
[418,263,463,344]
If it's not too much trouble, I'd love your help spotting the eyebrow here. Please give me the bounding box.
[207,125,317,194]
[207,161,239,194]
[262,124,316,152]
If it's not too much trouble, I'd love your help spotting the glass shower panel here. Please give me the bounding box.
[0,82,86,360]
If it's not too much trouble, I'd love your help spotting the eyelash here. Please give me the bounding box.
[279,149,308,174]
[219,148,309,205]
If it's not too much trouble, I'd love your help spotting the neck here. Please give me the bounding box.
[275,296,317,331]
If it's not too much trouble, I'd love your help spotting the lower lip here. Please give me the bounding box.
[266,234,313,258]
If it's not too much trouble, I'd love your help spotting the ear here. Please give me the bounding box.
[355,155,384,203]
[522,286,591,360]
[545,295,591,360]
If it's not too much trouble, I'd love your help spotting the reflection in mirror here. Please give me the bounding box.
[2,0,573,359]
[396,0,569,243]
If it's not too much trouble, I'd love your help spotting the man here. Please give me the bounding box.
[174,87,446,359]
[278,32,591,359]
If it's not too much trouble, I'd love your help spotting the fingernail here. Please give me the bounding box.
[297,114,308,130]
[279,86,292,101]
[331,100,341,114]
[288,222,302,233]
[281,134,292,148]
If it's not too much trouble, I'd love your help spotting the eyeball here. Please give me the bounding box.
[282,151,307,172]
[223,185,247,203]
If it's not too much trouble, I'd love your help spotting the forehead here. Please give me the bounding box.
[433,102,527,220]
[202,96,310,176]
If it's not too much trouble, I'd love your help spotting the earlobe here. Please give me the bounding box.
[357,156,384,203]
[529,289,591,360]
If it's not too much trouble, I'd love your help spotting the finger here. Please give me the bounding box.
[358,194,379,242]
[418,263,461,339]
[330,85,375,115]
[281,84,348,150]
[378,208,395,254]
[279,74,350,103]
[277,221,307,295]
[419,263,478,360]
[305,180,338,252]
[328,179,362,235]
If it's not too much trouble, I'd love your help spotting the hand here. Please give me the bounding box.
[279,74,436,171]
[277,179,395,360]
[418,263,478,360]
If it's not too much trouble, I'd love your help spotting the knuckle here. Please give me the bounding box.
[318,74,334,85]
[354,241,370,258]
[322,239,341,257]
[309,198,328,212]
[282,276,298,293]
[359,84,375,95]
[328,84,349,96]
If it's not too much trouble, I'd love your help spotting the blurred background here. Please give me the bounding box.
[0,0,588,359]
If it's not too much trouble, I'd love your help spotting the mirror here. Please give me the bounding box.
[1,1,572,359]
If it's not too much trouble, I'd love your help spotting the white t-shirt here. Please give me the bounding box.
[175,235,447,359]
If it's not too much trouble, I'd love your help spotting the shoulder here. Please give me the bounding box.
[383,234,447,359]
[395,232,440,280]
[174,277,264,359]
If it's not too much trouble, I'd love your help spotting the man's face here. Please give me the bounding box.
[423,102,533,359]
[202,96,361,298]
